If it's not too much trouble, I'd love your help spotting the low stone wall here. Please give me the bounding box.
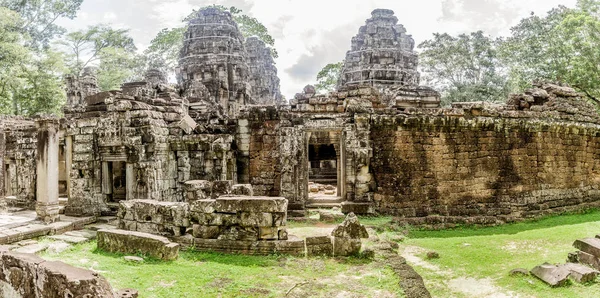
[118,200,190,237]
[0,251,116,297]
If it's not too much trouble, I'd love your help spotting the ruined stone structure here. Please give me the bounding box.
[339,9,440,109]
[2,8,600,236]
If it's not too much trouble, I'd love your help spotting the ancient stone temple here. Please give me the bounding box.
[339,9,440,109]
[1,7,600,244]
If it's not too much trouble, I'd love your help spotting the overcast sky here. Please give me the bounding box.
[56,0,577,98]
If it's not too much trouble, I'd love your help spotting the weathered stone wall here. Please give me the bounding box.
[1,118,37,208]
[371,99,600,226]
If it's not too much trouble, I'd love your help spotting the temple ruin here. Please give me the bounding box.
[1,7,600,252]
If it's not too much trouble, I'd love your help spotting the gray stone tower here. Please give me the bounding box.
[178,7,252,117]
[340,9,440,109]
[245,37,283,105]
[340,9,419,88]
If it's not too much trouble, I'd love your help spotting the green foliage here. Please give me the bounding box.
[418,31,510,105]
[145,5,278,76]
[500,1,600,103]
[0,0,83,50]
[0,7,66,115]
[57,24,139,91]
[315,62,343,93]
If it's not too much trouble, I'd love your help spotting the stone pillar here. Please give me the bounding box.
[126,163,135,200]
[36,119,60,224]
[102,161,112,196]
[65,136,73,199]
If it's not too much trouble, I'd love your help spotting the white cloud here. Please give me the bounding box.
[58,0,579,98]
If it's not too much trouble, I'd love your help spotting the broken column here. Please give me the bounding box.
[35,118,60,224]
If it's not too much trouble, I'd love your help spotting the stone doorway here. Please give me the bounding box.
[306,130,345,207]
[102,160,128,214]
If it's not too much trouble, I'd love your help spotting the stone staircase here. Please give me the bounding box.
[309,168,337,185]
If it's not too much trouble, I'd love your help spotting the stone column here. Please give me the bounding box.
[126,163,135,200]
[36,118,60,223]
[65,136,73,199]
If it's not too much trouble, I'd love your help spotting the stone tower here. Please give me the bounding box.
[178,7,252,117]
[245,37,283,105]
[339,9,440,108]
[64,67,101,109]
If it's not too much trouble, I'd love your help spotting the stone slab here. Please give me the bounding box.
[14,243,48,254]
[574,238,600,258]
[562,263,599,283]
[530,264,571,287]
[48,234,89,244]
[97,229,179,260]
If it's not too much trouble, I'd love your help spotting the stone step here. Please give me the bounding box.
[14,243,49,254]
[48,234,89,244]
[86,223,117,232]
[574,238,600,258]
[306,202,342,209]
[64,230,97,240]
[308,197,345,204]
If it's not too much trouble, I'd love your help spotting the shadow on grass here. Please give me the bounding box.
[408,209,600,239]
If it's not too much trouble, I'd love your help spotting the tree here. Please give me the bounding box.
[0,7,30,114]
[144,5,278,76]
[0,0,83,50]
[500,0,600,103]
[418,31,510,105]
[57,25,140,91]
[315,62,343,93]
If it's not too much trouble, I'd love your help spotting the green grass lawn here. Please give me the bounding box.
[403,210,600,298]
[40,239,403,298]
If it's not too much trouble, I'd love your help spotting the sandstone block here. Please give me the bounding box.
[212,181,233,199]
[333,237,362,257]
[97,229,179,260]
[214,196,288,213]
[306,236,333,257]
[240,212,273,227]
[190,199,216,214]
[574,238,600,258]
[562,263,599,283]
[530,263,570,287]
[232,184,254,196]
[217,226,259,241]
[192,225,220,239]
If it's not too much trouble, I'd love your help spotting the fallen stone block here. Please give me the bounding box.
[0,252,116,297]
[97,229,179,260]
[530,263,571,287]
[14,243,48,254]
[573,238,600,258]
[562,263,599,283]
[124,256,144,263]
[232,184,254,196]
[333,237,362,257]
[306,236,333,257]
[576,251,600,271]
